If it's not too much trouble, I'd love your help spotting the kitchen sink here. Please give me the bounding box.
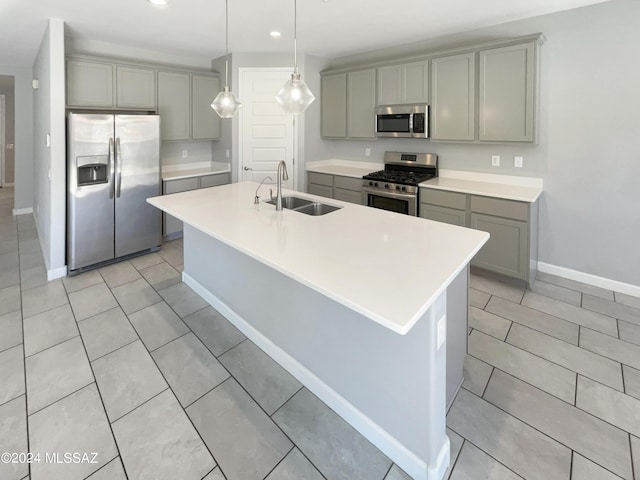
[265,196,342,216]
[293,202,342,216]
[265,196,313,209]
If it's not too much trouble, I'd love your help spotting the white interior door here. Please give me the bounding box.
[239,69,295,189]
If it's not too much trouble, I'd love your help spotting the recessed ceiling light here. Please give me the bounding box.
[147,0,168,6]
[270,31,281,38]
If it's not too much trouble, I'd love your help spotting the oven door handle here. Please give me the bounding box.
[362,186,417,201]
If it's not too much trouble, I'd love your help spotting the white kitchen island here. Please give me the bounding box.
[148,182,488,480]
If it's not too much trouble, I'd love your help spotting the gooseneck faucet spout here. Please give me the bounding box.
[272,161,289,211]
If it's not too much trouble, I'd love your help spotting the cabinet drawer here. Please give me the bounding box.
[200,173,230,188]
[308,172,333,187]
[470,195,528,221]
[334,175,362,191]
[420,189,466,210]
[163,177,199,194]
[334,188,363,204]
[308,183,333,199]
[420,204,466,227]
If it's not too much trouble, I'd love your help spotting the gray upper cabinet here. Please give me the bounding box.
[479,42,536,142]
[67,60,114,107]
[430,53,475,141]
[347,69,376,139]
[157,71,191,141]
[377,61,428,105]
[321,73,347,138]
[192,75,221,140]
[116,66,156,109]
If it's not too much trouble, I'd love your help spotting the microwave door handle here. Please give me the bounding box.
[108,138,115,199]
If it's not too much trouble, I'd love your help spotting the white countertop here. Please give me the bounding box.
[148,182,488,335]
[306,159,383,178]
[420,169,543,203]
[162,161,231,181]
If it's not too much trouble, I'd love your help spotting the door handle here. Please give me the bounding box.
[109,138,115,199]
[243,166,253,171]
[115,137,122,197]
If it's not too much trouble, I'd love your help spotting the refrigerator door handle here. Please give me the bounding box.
[115,137,122,198]
[109,138,115,199]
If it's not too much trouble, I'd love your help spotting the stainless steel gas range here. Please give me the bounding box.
[362,151,438,216]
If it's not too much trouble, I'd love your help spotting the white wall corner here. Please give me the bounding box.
[12,207,33,216]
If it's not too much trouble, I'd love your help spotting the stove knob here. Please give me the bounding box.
[374,182,379,187]
[369,181,374,186]
[385,184,390,189]
[402,186,407,192]
[395,185,401,191]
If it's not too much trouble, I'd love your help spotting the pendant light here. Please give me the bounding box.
[275,0,315,114]
[211,0,241,118]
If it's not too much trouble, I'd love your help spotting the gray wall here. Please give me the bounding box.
[320,0,640,287]
[0,67,33,209]
[0,75,15,185]
[32,19,66,276]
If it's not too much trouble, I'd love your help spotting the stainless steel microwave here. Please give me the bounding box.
[375,105,429,138]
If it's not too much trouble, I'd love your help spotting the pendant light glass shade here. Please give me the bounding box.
[276,0,314,114]
[275,73,315,114]
[211,0,241,118]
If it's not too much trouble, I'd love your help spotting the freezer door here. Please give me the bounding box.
[67,113,115,271]
[114,115,161,257]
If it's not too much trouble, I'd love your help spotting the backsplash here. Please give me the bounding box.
[161,141,215,167]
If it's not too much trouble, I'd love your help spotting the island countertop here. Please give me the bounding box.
[148,182,488,334]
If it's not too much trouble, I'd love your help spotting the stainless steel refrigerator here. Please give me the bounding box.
[67,113,161,274]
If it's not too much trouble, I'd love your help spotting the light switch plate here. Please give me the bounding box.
[365,148,371,157]
[491,155,500,167]
[514,156,524,168]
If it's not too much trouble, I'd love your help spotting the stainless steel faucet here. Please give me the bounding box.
[272,161,289,211]
[254,176,272,204]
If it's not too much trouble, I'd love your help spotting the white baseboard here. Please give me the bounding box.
[538,262,640,298]
[3,182,15,187]
[12,207,33,216]
[183,271,437,480]
[47,266,67,281]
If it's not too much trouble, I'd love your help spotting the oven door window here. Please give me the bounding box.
[368,194,410,215]
[377,114,411,134]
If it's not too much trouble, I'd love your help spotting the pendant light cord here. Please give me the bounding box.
[293,0,298,75]
[224,0,229,87]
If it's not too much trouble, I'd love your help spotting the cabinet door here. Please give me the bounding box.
[470,212,528,279]
[321,73,347,138]
[479,42,535,142]
[116,66,156,109]
[347,69,376,139]
[199,173,230,188]
[163,177,199,237]
[334,188,363,204]
[192,75,221,140]
[157,72,191,141]
[431,53,475,141]
[402,61,429,104]
[420,204,466,226]
[67,60,114,107]
[308,183,333,199]
[377,65,401,105]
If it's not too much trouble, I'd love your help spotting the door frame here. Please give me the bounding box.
[0,95,5,187]
[237,67,298,191]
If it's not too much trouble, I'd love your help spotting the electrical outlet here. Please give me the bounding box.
[437,316,446,349]
[181,150,188,159]
[365,148,371,157]
[514,155,524,168]
[491,155,500,167]
[226,149,230,159]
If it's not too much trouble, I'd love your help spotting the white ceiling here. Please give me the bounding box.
[0,0,613,67]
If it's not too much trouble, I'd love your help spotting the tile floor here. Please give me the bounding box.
[1,185,640,480]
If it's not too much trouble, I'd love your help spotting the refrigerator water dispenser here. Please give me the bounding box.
[77,155,108,186]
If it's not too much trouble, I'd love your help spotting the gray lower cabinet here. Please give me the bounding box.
[163,173,230,239]
[307,172,363,204]
[420,188,538,285]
